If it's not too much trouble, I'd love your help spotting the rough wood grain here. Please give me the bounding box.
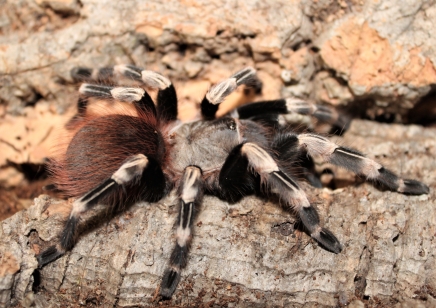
[1,120,435,307]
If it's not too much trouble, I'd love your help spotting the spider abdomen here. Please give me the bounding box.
[52,114,166,199]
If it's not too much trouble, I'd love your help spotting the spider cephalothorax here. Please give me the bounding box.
[37,66,429,299]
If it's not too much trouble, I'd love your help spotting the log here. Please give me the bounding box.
[1,120,435,307]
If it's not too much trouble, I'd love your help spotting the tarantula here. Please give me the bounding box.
[37,66,429,299]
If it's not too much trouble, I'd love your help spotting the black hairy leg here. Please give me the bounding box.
[160,166,203,299]
[222,142,342,253]
[71,66,115,82]
[217,144,259,202]
[201,67,262,120]
[66,83,157,132]
[69,65,177,124]
[37,154,164,267]
[296,133,430,195]
[271,131,323,188]
[79,83,157,115]
[113,65,178,123]
[235,98,350,132]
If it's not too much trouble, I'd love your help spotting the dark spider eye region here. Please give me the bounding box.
[226,119,237,130]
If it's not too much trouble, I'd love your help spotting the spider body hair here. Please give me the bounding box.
[37,66,429,300]
[53,113,166,200]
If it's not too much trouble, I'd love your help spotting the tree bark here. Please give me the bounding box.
[1,120,435,307]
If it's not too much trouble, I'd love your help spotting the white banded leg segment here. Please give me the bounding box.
[240,142,342,253]
[114,64,143,81]
[111,154,148,184]
[205,67,258,106]
[201,67,259,119]
[79,82,157,117]
[175,166,202,252]
[297,133,429,195]
[285,98,317,115]
[286,98,340,123]
[240,143,309,207]
[115,65,173,90]
[70,179,116,217]
[115,64,173,90]
[180,166,202,204]
[233,98,340,123]
[206,78,238,105]
[241,143,279,174]
[332,147,382,179]
[110,87,145,103]
[70,154,148,218]
[141,70,172,90]
[79,84,146,103]
[176,166,202,247]
[64,154,149,254]
[231,66,257,86]
[297,134,338,161]
[161,166,203,299]
[115,65,178,122]
[234,98,346,129]
[38,154,150,266]
[79,84,114,98]
[298,133,383,178]
[60,178,116,252]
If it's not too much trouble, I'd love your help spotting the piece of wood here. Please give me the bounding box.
[1,120,435,307]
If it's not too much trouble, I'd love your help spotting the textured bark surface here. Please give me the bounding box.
[1,120,435,307]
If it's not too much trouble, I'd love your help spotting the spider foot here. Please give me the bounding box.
[299,206,342,254]
[311,228,343,254]
[399,179,430,195]
[160,268,181,299]
[36,245,64,268]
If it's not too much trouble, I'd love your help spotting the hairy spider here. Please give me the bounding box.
[36,66,429,299]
